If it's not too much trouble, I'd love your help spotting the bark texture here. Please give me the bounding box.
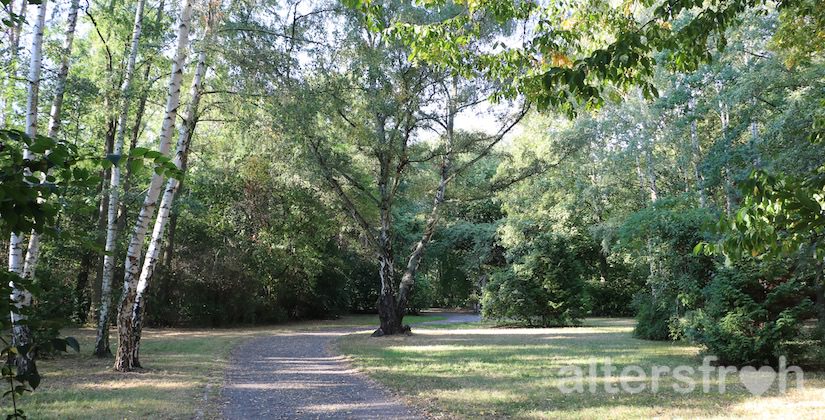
[95,0,147,358]
[115,0,192,372]
[118,0,166,232]
[0,0,27,124]
[131,45,207,366]
[9,0,48,378]
[22,0,80,281]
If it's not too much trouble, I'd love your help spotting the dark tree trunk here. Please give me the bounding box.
[87,188,108,324]
[114,285,139,371]
[598,252,610,283]
[374,249,408,336]
[11,324,36,379]
[162,209,178,269]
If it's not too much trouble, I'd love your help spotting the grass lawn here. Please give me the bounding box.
[338,318,825,419]
[8,314,443,419]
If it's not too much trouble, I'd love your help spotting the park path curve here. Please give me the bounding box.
[220,312,479,419]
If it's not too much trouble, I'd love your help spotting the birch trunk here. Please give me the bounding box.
[0,0,27,124]
[721,103,733,215]
[131,47,207,366]
[688,95,707,207]
[643,127,658,202]
[22,0,80,280]
[750,98,761,169]
[94,0,146,357]
[716,81,734,215]
[118,0,166,232]
[9,0,47,378]
[115,0,192,372]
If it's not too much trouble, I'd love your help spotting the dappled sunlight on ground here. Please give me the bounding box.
[16,325,283,419]
[75,379,197,390]
[15,315,430,419]
[729,386,825,418]
[339,318,825,419]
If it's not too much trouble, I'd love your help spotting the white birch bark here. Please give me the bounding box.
[688,94,707,207]
[714,80,734,214]
[130,47,207,363]
[720,100,732,214]
[0,0,28,125]
[94,0,146,357]
[115,0,192,371]
[22,0,81,280]
[8,1,46,278]
[9,0,47,376]
[750,97,761,169]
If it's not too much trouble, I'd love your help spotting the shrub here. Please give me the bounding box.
[632,292,674,340]
[684,259,816,366]
[482,233,586,326]
[407,275,436,315]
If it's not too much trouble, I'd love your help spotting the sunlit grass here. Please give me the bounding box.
[338,318,825,419]
[8,314,442,419]
[15,327,269,419]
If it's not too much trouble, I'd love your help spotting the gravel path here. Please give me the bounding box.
[220,313,477,419]
[220,329,417,419]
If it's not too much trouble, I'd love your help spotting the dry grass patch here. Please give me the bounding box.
[338,318,825,419]
[6,314,443,419]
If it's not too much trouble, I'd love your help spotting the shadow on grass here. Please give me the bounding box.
[338,319,825,418]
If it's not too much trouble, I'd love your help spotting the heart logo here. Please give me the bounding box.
[739,365,776,396]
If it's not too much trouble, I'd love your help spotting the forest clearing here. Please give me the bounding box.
[1,0,824,418]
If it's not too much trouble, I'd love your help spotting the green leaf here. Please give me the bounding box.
[130,147,150,157]
[65,337,80,353]
[106,154,122,166]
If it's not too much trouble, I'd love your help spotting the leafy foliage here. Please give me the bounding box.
[0,129,87,417]
[482,233,586,326]
[684,260,816,366]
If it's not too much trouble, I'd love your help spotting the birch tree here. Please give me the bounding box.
[93,0,147,358]
[8,0,47,378]
[688,93,707,207]
[0,0,28,124]
[130,15,214,365]
[118,0,166,232]
[115,0,192,372]
[21,0,81,281]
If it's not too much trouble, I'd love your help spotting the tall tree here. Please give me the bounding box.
[118,0,167,232]
[0,0,28,124]
[131,7,216,365]
[115,0,192,372]
[8,0,47,378]
[303,7,525,333]
[21,0,81,280]
[94,0,147,358]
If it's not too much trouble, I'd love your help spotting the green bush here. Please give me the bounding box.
[585,263,644,317]
[408,275,436,315]
[684,260,816,366]
[482,233,585,326]
[632,292,674,340]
